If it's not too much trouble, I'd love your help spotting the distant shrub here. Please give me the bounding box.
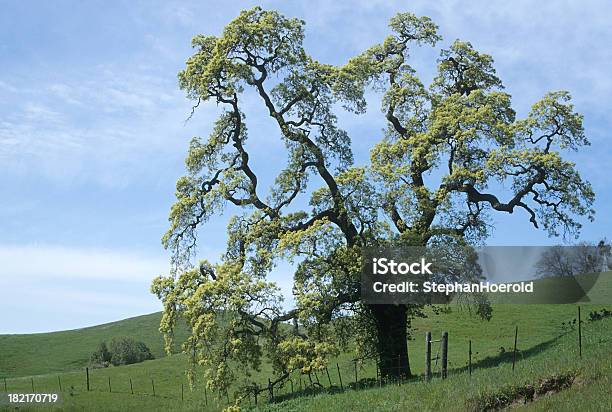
[108,337,154,366]
[588,308,612,321]
[89,341,111,367]
[90,337,154,367]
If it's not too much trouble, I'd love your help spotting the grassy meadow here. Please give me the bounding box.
[1,274,611,411]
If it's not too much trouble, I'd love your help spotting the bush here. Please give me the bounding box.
[89,342,111,367]
[90,337,154,367]
[108,337,154,366]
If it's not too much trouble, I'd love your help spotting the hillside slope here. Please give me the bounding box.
[0,312,187,378]
[2,303,611,411]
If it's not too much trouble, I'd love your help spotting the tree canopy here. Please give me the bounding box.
[152,6,594,402]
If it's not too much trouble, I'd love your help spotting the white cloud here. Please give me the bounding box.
[0,244,168,281]
[0,243,298,333]
[0,244,172,333]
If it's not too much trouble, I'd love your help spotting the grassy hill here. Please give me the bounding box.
[0,313,188,378]
[1,274,610,410]
[2,304,611,411]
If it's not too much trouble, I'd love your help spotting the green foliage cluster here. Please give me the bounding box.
[90,337,154,367]
[90,342,111,367]
[588,308,612,321]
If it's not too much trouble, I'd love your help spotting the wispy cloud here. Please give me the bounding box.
[0,244,170,333]
[0,244,168,281]
[0,63,210,187]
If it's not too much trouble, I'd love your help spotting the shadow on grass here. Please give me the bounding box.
[449,331,569,376]
[249,331,573,408]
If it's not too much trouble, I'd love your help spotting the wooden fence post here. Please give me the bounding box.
[441,332,448,379]
[512,326,518,371]
[468,340,472,376]
[425,332,432,382]
[578,306,582,358]
[204,384,208,405]
[151,379,155,397]
[58,376,62,392]
[108,376,111,393]
[86,367,90,391]
[325,367,332,387]
[181,383,184,401]
[31,378,34,392]
[130,378,133,395]
[4,377,7,392]
[336,363,343,390]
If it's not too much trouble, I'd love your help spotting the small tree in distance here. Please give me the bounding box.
[90,338,154,367]
[152,7,595,396]
[537,240,611,278]
[109,337,154,366]
[89,341,111,367]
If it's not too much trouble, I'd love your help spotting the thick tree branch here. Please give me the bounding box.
[250,65,359,244]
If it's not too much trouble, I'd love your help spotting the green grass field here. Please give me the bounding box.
[0,313,189,378]
[258,317,612,412]
[1,276,611,411]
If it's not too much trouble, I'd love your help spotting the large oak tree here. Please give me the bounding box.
[152,7,594,400]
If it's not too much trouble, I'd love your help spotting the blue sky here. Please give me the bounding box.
[1,0,611,333]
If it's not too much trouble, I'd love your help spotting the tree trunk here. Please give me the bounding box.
[370,304,411,379]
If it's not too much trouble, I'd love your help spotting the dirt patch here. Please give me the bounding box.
[466,371,577,411]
